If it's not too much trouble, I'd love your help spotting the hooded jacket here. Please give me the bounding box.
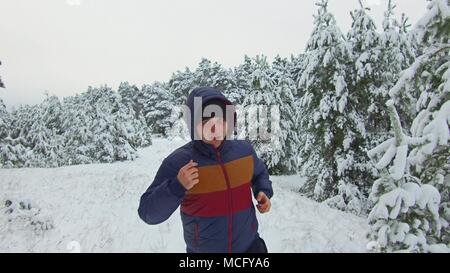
[138,86,273,253]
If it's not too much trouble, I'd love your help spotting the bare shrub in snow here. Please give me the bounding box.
[2,198,54,235]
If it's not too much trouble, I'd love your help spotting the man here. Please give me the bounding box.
[138,86,273,253]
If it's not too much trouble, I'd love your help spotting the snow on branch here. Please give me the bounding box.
[412,0,450,43]
[409,100,450,167]
[389,44,450,99]
[368,100,408,180]
[368,99,450,181]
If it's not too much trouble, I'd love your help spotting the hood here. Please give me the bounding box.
[185,86,237,141]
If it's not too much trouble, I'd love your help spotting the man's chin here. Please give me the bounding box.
[202,138,225,146]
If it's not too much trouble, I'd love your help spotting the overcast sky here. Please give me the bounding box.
[0,0,427,108]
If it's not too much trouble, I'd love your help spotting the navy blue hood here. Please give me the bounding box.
[185,86,237,141]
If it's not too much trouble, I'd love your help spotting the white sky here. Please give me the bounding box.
[0,0,427,108]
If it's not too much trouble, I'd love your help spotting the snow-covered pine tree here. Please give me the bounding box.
[131,113,153,148]
[0,98,9,141]
[395,0,450,246]
[367,100,448,252]
[375,0,416,132]
[297,0,368,214]
[83,86,115,163]
[88,86,140,162]
[118,81,155,143]
[109,90,141,161]
[290,53,307,161]
[117,81,141,116]
[270,55,302,174]
[0,96,7,117]
[141,82,175,135]
[0,98,12,167]
[62,85,142,164]
[61,94,96,165]
[2,82,152,168]
[168,67,196,106]
[347,1,381,146]
[231,55,253,105]
[240,55,282,173]
[289,53,305,96]
[368,0,450,251]
[2,104,36,167]
[0,135,31,168]
[28,93,64,167]
[194,58,236,93]
[165,104,191,141]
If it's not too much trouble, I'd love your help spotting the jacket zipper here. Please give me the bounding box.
[213,146,233,253]
[194,222,199,248]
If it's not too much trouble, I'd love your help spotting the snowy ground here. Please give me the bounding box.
[0,137,369,253]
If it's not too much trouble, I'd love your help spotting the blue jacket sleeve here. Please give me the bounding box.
[138,157,187,225]
[250,146,274,199]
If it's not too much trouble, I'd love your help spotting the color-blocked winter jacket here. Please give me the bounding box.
[138,87,273,253]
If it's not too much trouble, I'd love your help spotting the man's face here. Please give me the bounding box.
[195,117,228,144]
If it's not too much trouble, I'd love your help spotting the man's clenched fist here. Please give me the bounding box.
[256,192,271,213]
[177,159,199,190]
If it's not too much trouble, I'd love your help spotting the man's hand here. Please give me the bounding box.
[177,159,199,190]
[256,192,271,213]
